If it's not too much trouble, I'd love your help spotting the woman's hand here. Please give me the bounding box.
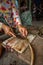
[18,24,28,37]
[2,24,16,37]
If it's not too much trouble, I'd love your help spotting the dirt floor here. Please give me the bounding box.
[0,20,43,65]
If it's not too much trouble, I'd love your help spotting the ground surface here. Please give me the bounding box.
[0,20,43,65]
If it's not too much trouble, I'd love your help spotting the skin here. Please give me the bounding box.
[2,24,28,37]
[2,24,16,37]
[0,0,28,38]
[17,24,28,37]
[0,23,28,52]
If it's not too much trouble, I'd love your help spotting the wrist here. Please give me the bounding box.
[2,24,6,30]
[17,24,22,28]
[0,23,3,30]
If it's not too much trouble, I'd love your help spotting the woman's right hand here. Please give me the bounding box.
[2,24,16,37]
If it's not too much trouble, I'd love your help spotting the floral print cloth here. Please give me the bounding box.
[0,0,21,27]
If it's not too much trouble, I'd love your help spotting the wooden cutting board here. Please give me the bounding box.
[2,34,36,53]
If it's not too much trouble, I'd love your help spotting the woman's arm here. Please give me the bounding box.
[12,7,28,37]
[0,22,16,37]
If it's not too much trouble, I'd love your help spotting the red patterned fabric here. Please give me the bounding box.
[0,0,21,27]
[6,1,10,4]
[1,6,7,11]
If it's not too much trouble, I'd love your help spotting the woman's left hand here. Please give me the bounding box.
[18,24,28,37]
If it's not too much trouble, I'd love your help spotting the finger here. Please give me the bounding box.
[24,30,28,36]
[9,32,16,37]
[23,30,25,37]
[19,29,23,35]
[23,29,28,37]
[21,29,25,37]
[11,48,14,52]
